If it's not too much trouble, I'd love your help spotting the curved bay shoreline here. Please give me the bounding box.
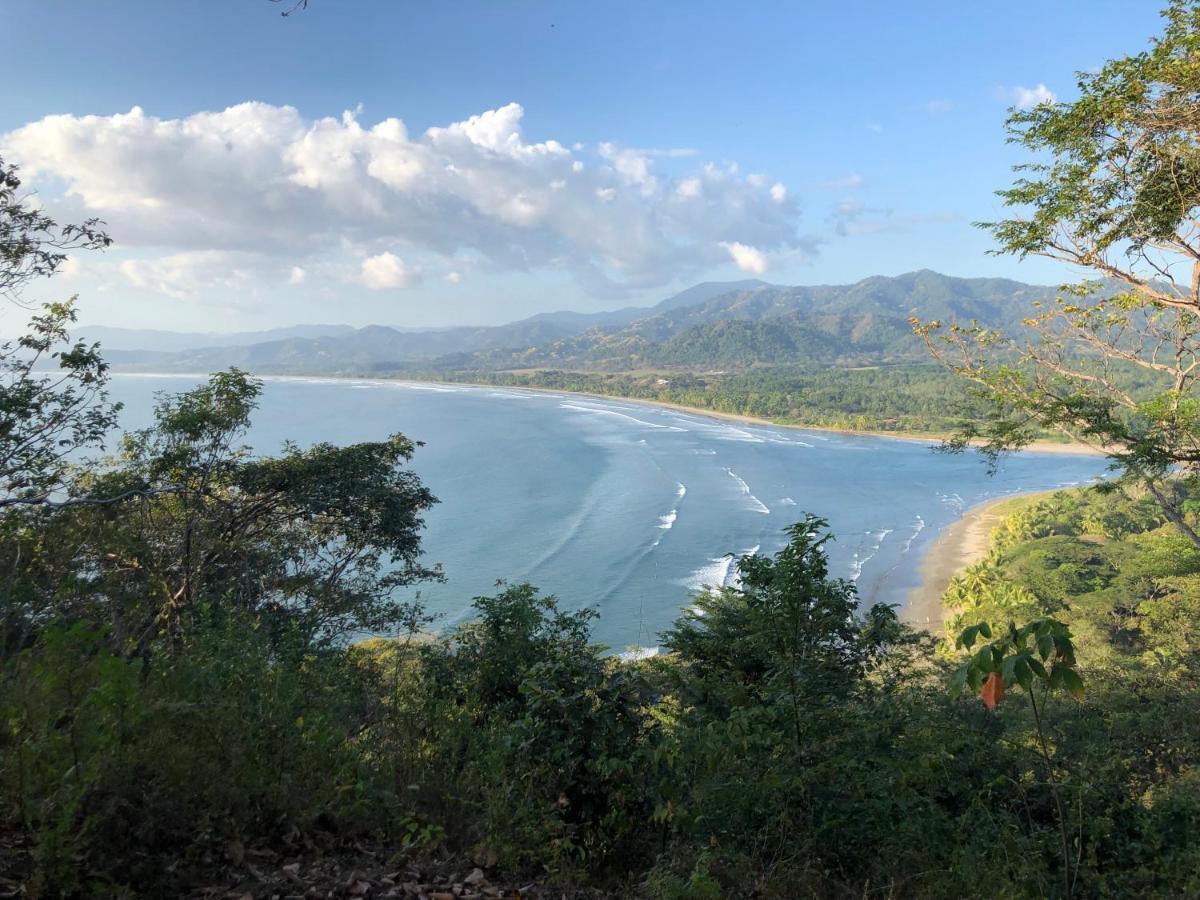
[113,372,1096,633]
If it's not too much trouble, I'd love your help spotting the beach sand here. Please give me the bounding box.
[427,378,1105,456]
[902,495,1025,634]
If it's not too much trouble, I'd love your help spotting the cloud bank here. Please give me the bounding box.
[3,102,809,298]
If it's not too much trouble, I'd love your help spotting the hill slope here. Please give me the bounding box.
[102,271,1059,375]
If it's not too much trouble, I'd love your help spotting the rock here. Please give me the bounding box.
[463,870,485,886]
[282,862,303,885]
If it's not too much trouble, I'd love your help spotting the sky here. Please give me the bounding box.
[0,0,1169,332]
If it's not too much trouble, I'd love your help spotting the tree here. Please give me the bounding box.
[663,515,910,749]
[0,156,119,507]
[2,370,441,655]
[952,619,1085,897]
[915,1,1200,547]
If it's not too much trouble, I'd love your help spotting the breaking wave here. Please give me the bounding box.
[724,468,771,514]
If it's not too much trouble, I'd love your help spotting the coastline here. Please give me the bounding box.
[902,491,1053,634]
[114,372,1089,636]
[110,369,1105,456]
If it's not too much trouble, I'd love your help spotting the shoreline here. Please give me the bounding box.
[114,371,1089,634]
[418,376,1106,456]
[902,491,1055,634]
[110,370,1105,456]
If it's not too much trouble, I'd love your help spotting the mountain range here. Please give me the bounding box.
[95,270,1059,375]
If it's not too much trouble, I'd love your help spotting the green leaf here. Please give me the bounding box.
[1013,656,1033,692]
[1027,656,1048,681]
[1059,667,1085,701]
[949,666,970,698]
[1037,633,1054,660]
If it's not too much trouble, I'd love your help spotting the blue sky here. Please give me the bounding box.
[1,0,1168,331]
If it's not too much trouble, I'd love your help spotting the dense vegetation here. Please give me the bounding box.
[6,387,1200,897]
[943,482,1200,668]
[7,4,1200,897]
[428,365,981,434]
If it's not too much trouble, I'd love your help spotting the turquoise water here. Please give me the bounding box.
[107,374,1108,651]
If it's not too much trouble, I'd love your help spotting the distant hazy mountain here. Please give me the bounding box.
[76,323,357,352]
[101,271,1060,375]
[430,271,1059,371]
[519,279,772,331]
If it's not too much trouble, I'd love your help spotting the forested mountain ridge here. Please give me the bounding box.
[102,270,1061,374]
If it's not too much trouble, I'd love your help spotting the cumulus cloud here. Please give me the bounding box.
[288,266,306,285]
[444,271,462,284]
[1012,83,1057,109]
[359,252,418,290]
[720,241,768,274]
[2,101,809,298]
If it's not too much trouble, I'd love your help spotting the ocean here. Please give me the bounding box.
[105,374,1108,651]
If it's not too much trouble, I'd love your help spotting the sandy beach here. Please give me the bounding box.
[417,377,1106,456]
[902,492,1055,633]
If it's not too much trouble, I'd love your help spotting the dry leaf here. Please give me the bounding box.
[981,671,1004,710]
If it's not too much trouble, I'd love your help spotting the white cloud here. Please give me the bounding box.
[925,99,953,115]
[1012,83,1057,109]
[2,101,808,298]
[288,266,306,285]
[720,241,767,274]
[865,122,883,134]
[770,183,787,202]
[359,252,418,290]
[444,271,462,284]
[119,250,256,300]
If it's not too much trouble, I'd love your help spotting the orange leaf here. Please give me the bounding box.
[981,671,1004,711]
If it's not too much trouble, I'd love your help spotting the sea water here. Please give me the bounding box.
[105,374,1109,651]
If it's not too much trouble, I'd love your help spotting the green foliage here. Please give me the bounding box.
[417,584,649,871]
[922,1,1200,548]
[941,481,1200,673]
[951,618,1083,700]
[6,484,1200,897]
[1,369,441,656]
[1,618,379,895]
[0,152,118,507]
[432,364,987,435]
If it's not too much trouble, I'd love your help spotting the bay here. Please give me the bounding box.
[106,374,1108,651]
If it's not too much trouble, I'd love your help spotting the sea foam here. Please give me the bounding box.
[559,402,688,432]
[724,468,771,514]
